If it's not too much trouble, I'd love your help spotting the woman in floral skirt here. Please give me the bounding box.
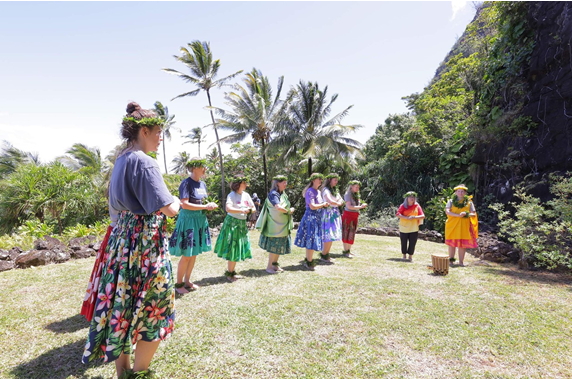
[319,173,344,263]
[82,102,181,379]
[213,175,256,282]
[168,157,218,294]
[294,173,329,270]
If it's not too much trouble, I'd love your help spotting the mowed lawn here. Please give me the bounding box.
[1,231,572,379]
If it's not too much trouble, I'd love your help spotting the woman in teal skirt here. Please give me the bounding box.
[168,157,218,294]
[213,175,256,282]
[257,175,295,274]
[82,102,180,379]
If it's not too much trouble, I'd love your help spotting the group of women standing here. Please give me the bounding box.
[80,102,478,379]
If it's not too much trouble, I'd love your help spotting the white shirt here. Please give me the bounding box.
[226,191,254,220]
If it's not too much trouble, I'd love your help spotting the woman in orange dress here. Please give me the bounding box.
[444,184,478,267]
[396,191,425,261]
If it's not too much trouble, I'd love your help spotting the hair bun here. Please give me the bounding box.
[126,102,141,114]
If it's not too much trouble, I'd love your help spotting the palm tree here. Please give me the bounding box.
[57,143,102,176]
[171,151,191,174]
[154,101,179,174]
[163,40,243,200]
[216,68,288,194]
[183,127,206,156]
[269,81,364,176]
[0,141,40,176]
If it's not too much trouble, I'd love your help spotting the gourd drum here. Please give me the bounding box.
[431,254,449,276]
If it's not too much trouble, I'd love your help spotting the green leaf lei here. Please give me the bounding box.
[186,158,208,170]
[403,191,418,198]
[230,175,249,184]
[309,173,324,181]
[122,116,165,128]
[272,175,288,182]
[451,193,470,209]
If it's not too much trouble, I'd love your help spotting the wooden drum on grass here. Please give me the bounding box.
[431,254,449,276]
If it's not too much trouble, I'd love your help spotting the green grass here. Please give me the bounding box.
[1,231,572,379]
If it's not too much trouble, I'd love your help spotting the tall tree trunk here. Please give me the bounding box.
[308,157,313,177]
[261,138,269,195]
[198,141,201,157]
[207,90,226,200]
[162,139,168,173]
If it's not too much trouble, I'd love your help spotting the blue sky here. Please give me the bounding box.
[0,1,476,173]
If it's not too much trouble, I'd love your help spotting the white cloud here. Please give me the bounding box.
[451,0,469,21]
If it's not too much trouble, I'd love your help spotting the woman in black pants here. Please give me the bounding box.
[396,191,425,261]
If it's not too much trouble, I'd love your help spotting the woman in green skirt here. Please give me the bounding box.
[168,158,218,294]
[213,175,256,282]
[256,175,295,274]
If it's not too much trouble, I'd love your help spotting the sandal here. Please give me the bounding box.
[174,282,189,294]
[184,282,199,291]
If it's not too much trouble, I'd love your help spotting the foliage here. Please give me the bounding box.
[359,207,400,229]
[424,188,454,234]
[269,80,363,176]
[183,127,206,157]
[154,100,178,174]
[0,162,107,234]
[15,220,54,239]
[490,174,572,269]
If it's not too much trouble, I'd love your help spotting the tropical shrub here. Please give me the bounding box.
[490,174,572,269]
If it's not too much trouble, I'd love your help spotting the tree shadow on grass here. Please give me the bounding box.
[45,314,89,334]
[480,266,572,286]
[10,339,105,379]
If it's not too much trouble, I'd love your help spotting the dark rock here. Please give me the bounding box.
[71,248,96,259]
[34,236,64,251]
[0,260,14,272]
[15,250,56,268]
[8,247,22,260]
[69,236,96,251]
[92,241,102,252]
[0,249,9,260]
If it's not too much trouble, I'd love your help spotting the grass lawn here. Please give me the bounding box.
[1,231,571,379]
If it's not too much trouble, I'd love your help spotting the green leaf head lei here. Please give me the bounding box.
[186,158,208,171]
[272,175,288,182]
[308,173,324,182]
[122,116,165,129]
[230,175,249,184]
[403,191,418,199]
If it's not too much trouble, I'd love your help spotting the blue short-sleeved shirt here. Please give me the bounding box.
[179,177,208,204]
[108,151,174,215]
[268,190,281,206]
[305,187,323,209]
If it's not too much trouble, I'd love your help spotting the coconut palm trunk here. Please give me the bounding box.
[207,90,226,199]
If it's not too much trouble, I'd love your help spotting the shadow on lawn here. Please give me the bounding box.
[46,314,89,334]
[10,339,105,379]
[481,266,572,286]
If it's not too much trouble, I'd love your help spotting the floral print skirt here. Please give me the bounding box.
[80,224,114,322]
[294,209,323,251]
[322,207,342,242]
[82,211,175,364]
[213,215,252,262]
[168,209,212,257]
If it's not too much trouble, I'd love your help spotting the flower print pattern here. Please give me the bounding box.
[168,209,212,257]
[82,211,175,364]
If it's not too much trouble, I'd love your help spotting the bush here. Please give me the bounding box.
[424,188,454,234]
[490,174,572,269]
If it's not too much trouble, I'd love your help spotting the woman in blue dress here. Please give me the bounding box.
[294,173,330,270]
[168,158,218,294]
[320,173,344,263]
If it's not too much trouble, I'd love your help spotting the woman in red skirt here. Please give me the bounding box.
[341,180,367,258]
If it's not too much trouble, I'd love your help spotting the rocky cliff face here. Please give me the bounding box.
[480,2,572,201]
